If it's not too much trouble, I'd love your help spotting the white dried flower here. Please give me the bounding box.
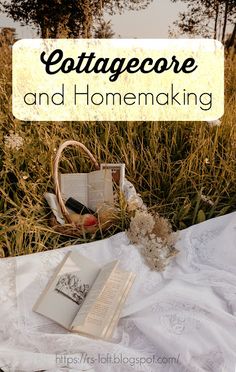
[127,195,146,212]
[200,193,214,206]
[204,157,210,165]
[4,131,24,151]
[127,210,178,271]
[127,210,155,243]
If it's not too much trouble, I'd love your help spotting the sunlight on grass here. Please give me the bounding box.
[0,42,235,256]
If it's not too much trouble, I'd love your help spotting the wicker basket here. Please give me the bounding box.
[49,140,113,237]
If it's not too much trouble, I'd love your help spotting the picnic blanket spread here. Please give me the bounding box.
[0,212,236,372]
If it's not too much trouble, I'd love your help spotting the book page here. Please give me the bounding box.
[60,173,88,206]
[70,260,119,329]
[33,251,100,330]
[103,272,136,340]
[71,268,135,338]
[87,169,114,211]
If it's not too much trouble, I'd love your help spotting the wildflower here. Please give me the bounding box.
[4,130,24,151]
[204,157,210,164]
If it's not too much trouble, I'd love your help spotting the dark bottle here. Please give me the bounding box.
[65,197,95,215]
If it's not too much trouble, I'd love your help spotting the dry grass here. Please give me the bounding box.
[0,42,236,257]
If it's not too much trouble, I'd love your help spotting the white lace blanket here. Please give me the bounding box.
[0,212,236,372]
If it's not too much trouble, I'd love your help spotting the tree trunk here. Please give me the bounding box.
[40,16,50,38]
[214,0,219,39]
[225,22,236,49]
[41,26,51,38]
[222,0,229,43]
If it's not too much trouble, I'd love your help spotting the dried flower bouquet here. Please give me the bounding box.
[127,209,178,272]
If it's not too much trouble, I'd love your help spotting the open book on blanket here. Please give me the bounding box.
[33,251,135,340]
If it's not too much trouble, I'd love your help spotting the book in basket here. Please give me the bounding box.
[33,251,136,340]
[59,169,114,212]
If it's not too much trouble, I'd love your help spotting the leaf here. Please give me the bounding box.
[197,209,206,223]
[179,202,191,219]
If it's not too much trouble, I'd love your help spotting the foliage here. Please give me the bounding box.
[93,20,115,39]
[170,0,236,41]
[0,0,153,38]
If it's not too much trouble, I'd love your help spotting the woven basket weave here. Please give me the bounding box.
[50,140,105,237]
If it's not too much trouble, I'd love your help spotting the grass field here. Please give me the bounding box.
[0,42,236,257]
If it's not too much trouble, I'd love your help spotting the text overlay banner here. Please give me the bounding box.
[12,39,224,121]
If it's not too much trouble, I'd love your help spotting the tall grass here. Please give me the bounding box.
[0,42,235,257]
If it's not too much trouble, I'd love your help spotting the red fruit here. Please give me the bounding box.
[83,214,98,227]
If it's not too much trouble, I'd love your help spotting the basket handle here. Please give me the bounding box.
[53,140,100,223]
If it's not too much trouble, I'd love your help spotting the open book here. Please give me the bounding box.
[60,169,114,212]
[33,251,135,340]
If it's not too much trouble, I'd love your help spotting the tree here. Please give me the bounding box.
[225,22,236,52]
[94,20,115,39]
[170,0,236,42]
[0,0,153,38]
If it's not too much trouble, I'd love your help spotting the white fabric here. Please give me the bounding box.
[0,212,236,372]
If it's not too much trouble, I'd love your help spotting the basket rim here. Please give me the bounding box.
[53,140,100,225]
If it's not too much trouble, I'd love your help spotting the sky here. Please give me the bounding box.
[108,0,186,38]
[0,0,186,38]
